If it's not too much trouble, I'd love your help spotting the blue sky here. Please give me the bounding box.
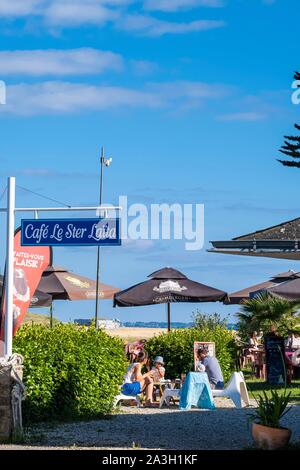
[0,0,300,324]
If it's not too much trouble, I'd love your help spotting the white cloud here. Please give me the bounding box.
[144,0,224,12]
[218,112,266,122]
[0,0,226,35]
[0,0,133,19]
[1,80,228,115]
[2,81,161,115]
[0,0,43,17]
[44,0,117,26]
[130,59,157,75]
[0,48,123,76]
[117,14,225,36]
[148,80,228,99]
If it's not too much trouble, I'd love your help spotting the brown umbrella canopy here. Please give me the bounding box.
[267,277,300,301]
[37,265,119,300]
[226,270,300,304]
[114,267,227,331]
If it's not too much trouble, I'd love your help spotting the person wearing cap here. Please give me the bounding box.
[197,348,224,390]
[151,356,165,383]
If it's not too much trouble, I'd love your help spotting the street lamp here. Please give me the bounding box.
[95,146,112,328]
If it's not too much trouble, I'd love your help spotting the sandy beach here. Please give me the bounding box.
[107,327,167,341]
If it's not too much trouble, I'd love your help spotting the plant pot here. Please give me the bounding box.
[252,422,291,450]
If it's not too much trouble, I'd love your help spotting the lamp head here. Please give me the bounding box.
[104,157,112,167]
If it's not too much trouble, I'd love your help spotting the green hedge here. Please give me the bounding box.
[13,324,127,422]
[145,327,237,383]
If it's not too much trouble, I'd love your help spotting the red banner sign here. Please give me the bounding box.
[0,228,52,339]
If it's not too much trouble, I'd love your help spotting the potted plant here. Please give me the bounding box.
[250,389,292,450]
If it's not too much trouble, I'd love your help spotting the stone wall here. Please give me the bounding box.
[0,366,13,441]
[0,356,24,442]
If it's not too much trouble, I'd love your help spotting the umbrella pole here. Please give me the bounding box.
[167,302,171,333]
[50,303,53,329]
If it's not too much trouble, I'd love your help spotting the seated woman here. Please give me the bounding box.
[121,351,157,407]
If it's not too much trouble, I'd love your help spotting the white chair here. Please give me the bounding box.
[114,393,141,407]
[159,388,181,408]
[212,371,250,408]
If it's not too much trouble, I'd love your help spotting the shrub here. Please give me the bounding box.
[193,311,229,330]
[13,323,127,423]
[145,326,237,383]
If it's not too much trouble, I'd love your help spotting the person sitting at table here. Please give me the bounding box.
[121,351,157,407]
[197,348,224,390]
[151,356,166,382]
[285,331,300,351]
[241,331,259,368]
[249,331,259,349]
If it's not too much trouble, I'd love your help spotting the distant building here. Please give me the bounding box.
[96,318,121,330]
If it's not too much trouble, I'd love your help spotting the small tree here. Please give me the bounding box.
[193,311,228,330]
[277,71,300,168]
[236,292,300,338]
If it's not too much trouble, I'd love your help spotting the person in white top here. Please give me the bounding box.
[285,331,300,351]
[121,351,157,407]
[248,331,259,349]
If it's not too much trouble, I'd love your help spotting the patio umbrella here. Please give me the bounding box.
[226,270,300,304]
[113,267,227,332]
[37,265,120,326]
[267,277,300,302]
[37,265,119,300]
[0,274,52,308]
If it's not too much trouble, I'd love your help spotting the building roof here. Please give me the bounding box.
[209,217,300,260]
[233,217,300,241]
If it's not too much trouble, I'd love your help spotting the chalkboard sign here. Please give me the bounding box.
[265,336,286,385]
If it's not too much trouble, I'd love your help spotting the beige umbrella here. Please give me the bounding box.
[37,265,120,326]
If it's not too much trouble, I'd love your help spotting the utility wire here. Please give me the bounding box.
[0,186,7,202]
[16,185,71,208]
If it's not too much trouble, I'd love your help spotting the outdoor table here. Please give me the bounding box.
[153,379,172,400]
[179,372,215,410]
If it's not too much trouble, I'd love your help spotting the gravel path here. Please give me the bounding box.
[1,399,300,450]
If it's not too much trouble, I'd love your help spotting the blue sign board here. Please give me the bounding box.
[21,218,121,247]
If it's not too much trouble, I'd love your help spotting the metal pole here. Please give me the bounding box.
[167,302,171,333]
[4,177,15,358]
[95,146,104,328]
[50,303,53,329]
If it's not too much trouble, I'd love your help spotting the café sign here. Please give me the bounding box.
[21,218,121,247]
